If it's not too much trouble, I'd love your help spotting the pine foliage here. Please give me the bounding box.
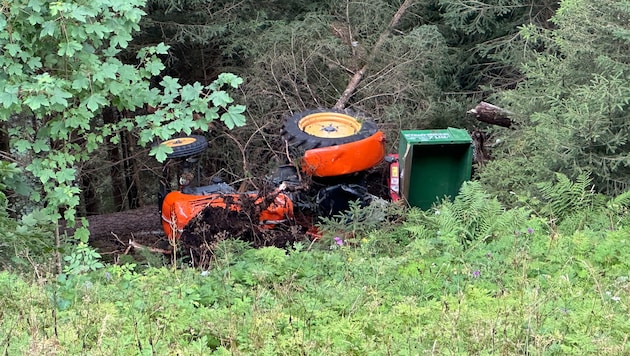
[485,0,630,197]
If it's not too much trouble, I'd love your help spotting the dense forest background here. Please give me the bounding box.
[3,0,629,220]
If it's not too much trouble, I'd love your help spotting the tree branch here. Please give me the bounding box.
[333,0,415,110]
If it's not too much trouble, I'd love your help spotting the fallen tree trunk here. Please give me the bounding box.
[467,101,514,128]
[62,205,167,255]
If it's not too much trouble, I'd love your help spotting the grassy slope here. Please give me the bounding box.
[1,215,629,355]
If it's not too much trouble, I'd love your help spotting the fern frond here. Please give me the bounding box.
[607,189,630,210]
[537,172,594,219]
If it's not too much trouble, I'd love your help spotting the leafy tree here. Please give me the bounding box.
[480,0,630,201]
[0,0,245,236]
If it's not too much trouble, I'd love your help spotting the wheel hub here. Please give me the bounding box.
[298,112,362,139]
[321,124,338,133]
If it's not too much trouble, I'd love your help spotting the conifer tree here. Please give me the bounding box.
[481,0,630,199]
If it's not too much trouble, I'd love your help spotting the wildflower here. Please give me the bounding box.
[607,291,621,302]
[104,271,112,281]
[347,257,353,262]
[201,270,209,277]
[334,237,344,246]
[471,270,481,278]
[361,238,368,243]
[527,228,534,234]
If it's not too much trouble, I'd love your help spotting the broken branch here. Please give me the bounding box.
[467,101,514,128]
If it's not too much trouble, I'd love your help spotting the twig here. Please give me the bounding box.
[284,140,303,183]
[0,150,16,162]
[128,239,172,254]
[222,131,254,192]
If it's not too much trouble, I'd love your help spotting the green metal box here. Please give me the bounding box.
[398,128,473,209]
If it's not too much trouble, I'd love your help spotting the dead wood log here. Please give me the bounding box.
[467,101,514,128]
[333,0,415,110]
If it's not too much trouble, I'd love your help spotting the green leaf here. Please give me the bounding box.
[209,91,233,107]
[85,93,107,112]
[0,88,19,109]
[144,59,165,76]
[150,143,173,163]
[37,168,56,184]
[72,76,90,90]
[24,95,49,111]
[180,84,199,101]
[108,81,124,95]
[49,88,72,107]
[57,167,77,183]
[110,33,132,48]
[40,20,57,38]
[220,105,247,129]
[218,72,244,88]
[26,56,43,70]
[5,43,20,56]
[93,62,119,82]
[57,41,82,57]
[155,42,170,54]
[15,139,32,153]
[160,76,181,95]
[32,139,50,153]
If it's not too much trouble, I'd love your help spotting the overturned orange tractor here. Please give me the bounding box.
[158,109,387,242]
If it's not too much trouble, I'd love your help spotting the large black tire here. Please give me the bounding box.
[161,135,208,158]
[282,109,378,151]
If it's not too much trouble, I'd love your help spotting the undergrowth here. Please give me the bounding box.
[1,181,629,354]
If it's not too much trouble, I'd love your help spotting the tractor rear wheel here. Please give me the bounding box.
[161,135,208,158]
[282,109,378,150]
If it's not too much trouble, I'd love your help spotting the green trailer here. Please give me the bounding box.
[398,128,473,209]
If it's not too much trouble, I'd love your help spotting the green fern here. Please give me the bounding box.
[607,189,630,212]
[404,181,530,247]
[536,173,593,220]
[535,173,630,234]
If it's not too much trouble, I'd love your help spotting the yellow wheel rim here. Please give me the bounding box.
[298,113,361,138]
[162,137,197,148]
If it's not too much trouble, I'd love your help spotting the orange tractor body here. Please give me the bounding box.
[161,191,294,240]
[301,131,385,177]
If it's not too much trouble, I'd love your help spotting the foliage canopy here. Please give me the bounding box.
[0,0,245,229]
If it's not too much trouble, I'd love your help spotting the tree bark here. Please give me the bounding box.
[0,122,9,154]
[333,0,415,110]
[467,101,514,128]
[103,107,127,211]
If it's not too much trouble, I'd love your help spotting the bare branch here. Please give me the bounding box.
[334,0,415,110]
